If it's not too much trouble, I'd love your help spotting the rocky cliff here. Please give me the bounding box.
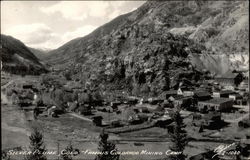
[45,1,249,96]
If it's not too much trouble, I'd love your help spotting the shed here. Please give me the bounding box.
[92,116,103,126]
[198,98,233,112]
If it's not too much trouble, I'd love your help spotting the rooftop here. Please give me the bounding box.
[215,71,238,79]
[164,90,178,95]
[199,98,233,104]
[229,93,243,98]
[169,95,184,100]
[194,91,211,97]
[220,90,235,95]
[175,96,193,100]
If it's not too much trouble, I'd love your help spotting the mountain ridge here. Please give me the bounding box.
[42,1,248,96]
[1,34,47,75]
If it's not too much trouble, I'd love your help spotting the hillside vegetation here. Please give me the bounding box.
[1,34,47,75]
[42,1,249,95]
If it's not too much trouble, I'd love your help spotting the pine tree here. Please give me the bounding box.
[162,55,170,91]
[61,143,80,160]
[168,108,188,160]
[95,130,119,160]
[26,128,47,160]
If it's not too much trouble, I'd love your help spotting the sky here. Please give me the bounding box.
[1,1,145,50]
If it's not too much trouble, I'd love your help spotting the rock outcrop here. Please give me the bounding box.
[44,1,249,96]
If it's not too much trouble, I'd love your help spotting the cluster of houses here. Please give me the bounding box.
[166,72,248,109]
[58,71,249,131]
[6,70,248,132]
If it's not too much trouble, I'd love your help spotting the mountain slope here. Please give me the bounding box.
[1,34,47,75]
[44,1,248,96]
[28,47,51,61]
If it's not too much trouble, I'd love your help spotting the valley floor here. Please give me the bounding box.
[1,74,249,160]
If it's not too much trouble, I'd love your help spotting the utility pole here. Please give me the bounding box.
[57,140,60,160]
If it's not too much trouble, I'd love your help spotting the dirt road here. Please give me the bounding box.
[68,112,92,122]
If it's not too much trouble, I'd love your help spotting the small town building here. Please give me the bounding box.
[183,90,194,97]
[78,104,92,115]
[229,93,243,105]
[242,96,249,106]
[161,90,177,99]
[128,115,144,125]
[97,106,113,112]
[238,118,250,128]
[110,101,122,110]
[192,112,222,129]
[92,116,103,126]
[192,113,202,127]
[214,72,243,87]
[174,96,193,109]
[168,95,184,102]
[161,100,174,108]
[155,115,172,128]
[134,107,150,113]
[24,110,35,121]
[127,96,139,105]
[177,88,184,95]
[22,84,33,89]
[177,84,195,96]
[212,90,235,98]
[198,98,233,112]
[23,106,36,120]
[193,91,211,101]
[223,85,235,91]
[199,82,213,92]
[111,119,124,127]
[238,79,249,91]
[148,97,164,105]
[203,112,222,128]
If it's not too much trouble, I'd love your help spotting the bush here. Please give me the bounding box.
[63,71,72,80]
